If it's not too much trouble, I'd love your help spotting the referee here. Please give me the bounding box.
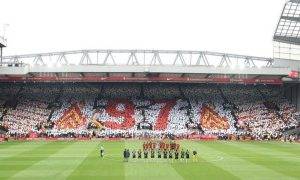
[99,145,104,158]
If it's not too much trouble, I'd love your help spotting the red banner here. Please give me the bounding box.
[0,76,284,84]
[288,71,299,78]
[188,134,217,140]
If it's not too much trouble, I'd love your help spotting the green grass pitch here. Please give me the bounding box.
[0,140,299,180]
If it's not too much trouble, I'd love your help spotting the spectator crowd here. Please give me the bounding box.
[0,83,298,140]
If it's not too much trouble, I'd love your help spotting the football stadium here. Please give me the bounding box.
[0,0,300,180]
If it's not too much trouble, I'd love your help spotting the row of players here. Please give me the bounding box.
[123,149,198,162]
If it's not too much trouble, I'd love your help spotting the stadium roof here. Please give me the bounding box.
[0,49,298,84]
[274,0,300,45]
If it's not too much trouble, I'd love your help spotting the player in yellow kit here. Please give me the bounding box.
[192,150,198,162]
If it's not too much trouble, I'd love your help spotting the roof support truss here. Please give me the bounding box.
[1,49,274,68]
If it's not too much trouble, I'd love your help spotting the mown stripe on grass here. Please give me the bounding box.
[223,141,300,162]
[252,141,300,156]
[0,141,26,149]
[217,141,300,179]
[124,140,184,180]
[67,140,125,180]
[193,141,295,180]
[0,141,48,160]
[10,141,97,180]
[171,141,239,180]
[0,141,74,180]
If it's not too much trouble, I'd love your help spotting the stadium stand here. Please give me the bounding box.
[0,83,299,140]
